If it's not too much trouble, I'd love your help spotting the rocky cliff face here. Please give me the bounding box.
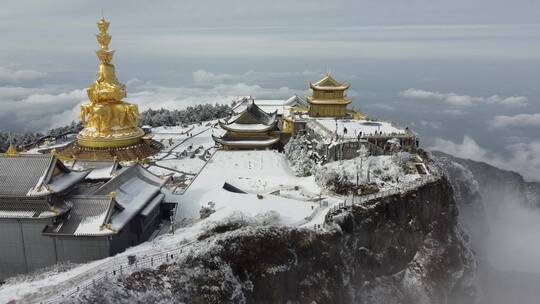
[72,175,479,304]
[432,151,540,304]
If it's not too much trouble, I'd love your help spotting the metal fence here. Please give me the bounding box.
[40,240,197,303]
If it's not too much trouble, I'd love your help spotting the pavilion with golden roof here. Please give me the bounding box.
[58,18,161,161]
[307,74,352,118]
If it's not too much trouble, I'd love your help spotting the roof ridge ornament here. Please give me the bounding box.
[5,144,19,157]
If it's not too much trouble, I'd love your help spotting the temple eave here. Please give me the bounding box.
[219,120,277,133]
[307,97,352,105]
[212,135,279,148]
[310,84,350,91]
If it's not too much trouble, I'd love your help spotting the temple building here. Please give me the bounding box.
[307,74,353,117]
[232,95,308,117]
[0,148,169,279]
[59,18,161,161]
[212,101,280,150]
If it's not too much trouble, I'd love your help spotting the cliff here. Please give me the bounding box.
[433,151,540,304]
[72,176,479,304]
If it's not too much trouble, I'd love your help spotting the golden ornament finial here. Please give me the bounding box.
[95,18,113,64]
[5,144,19,157]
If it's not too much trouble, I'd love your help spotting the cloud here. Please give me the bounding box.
[0,66,47,83]
[0,88,87,132]
[418,120,442,129]
[440,109,466,115]
[0,68,309,132]
[490,113,540,128]
[430,136,540,181]
[400,88,528,107]
[430,136,489,161]
[192,69,322,85]
[364,103,396,111]
[127,80,298,112]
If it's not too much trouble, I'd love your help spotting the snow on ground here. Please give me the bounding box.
[146,122,217,186]
[155,158,206,175]
[0,150,340,303]
[314,118,406,139]
[0,123,352,303]
[176,150,326,226]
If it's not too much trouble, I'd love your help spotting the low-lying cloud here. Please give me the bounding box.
[490,113,540,128]
[400,88,528,107]
[430,135,540,181]
[192,69,320,85]
[0,66,47,83]
[0,70,302,133]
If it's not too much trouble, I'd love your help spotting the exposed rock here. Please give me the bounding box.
[72,176,479,304]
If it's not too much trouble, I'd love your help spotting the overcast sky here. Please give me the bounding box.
[1,0,540,180]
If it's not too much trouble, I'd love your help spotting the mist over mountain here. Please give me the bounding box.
[433,151,540,304]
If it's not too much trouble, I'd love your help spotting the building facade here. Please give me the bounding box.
[307,74,352,118]
[0,151,168,279]
[213,101,281,150]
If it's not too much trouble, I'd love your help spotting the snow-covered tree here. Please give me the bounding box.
[284,135,318,176]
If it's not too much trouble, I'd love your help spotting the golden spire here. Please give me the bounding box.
[5,144,19,157]
[74,17,145,151]
[96,18,113,64]
[87,17,126,104]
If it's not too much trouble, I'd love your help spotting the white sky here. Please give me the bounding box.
[1,0,540,179]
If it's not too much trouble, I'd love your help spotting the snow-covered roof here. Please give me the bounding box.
[0,154,90,198]
[44,164,167,236]
[227,101,277,125]
[69,160,123,180]
[219,121,277,133]
[232,95,307,115]
[212,135,280,147]
[0,198,70,219]
[43,195,115,236]
[94,164,167,231]
[309,74,350,91]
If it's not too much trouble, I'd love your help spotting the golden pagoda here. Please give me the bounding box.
[77,17,144,148]
[307,74,352,117]
[58,18,161,161]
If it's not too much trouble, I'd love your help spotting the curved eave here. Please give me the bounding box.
[228,103,278,125]
[219,120,277,133]
[212,135,279,147]
[307,96,352,105]
[309,82,350,91]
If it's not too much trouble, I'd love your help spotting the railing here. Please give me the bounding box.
[40,240,197,304]
[324,174,441,222]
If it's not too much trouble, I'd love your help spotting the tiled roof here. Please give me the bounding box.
[95,164,167,231]
[69,159,122,180]
[43,165,166,236]
[0,154,89,197]
[0,198,69,219]
[43,195,114,236]
[228,102,277,125]
[0,154,53,197]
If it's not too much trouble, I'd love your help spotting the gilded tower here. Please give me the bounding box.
[59,18,161,161]
[307,74,352,117]
[77,17,145,148]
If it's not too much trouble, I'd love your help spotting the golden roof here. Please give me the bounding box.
[309,74,350,91]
